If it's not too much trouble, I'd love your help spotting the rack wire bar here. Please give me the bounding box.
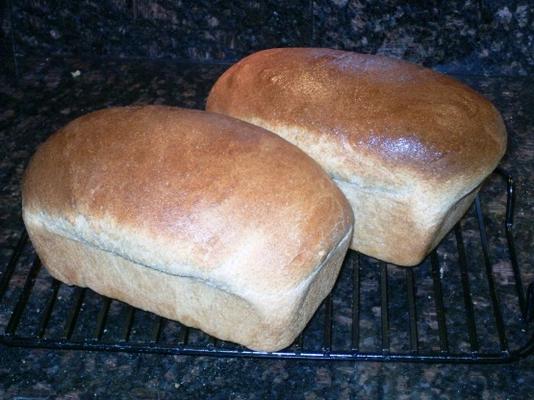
[178,326,189,345]
[380,262,389,352]
[297,333,304,350]
[351,255,360,351]
[322,294,333,352]
[292,332,304,351]
[454,225,480,352]
[36,279,61,338]
[5,258,41,335]
[0,170,532,363]
[501,172,527,319]
[62,287,86,340]
[0,231,28,302]
[475,197,508,352]
[121,306,135,342]
[151,317,164,343]
[430,252,449,352]
[405,268,419,352]
[93,297,111,340]
[1,334,531,363]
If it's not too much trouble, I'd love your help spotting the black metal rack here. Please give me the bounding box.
[1,169,533,363]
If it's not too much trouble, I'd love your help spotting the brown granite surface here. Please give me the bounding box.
[0,57,533,399]
[2,1,533,77]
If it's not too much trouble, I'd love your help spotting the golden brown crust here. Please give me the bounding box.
[22,105,353,295]
[206,48,506,188]
[25,223,351,351]
[206,48,507,265]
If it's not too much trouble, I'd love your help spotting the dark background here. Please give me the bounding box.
[1,1,533,399]
[1,0,533,77]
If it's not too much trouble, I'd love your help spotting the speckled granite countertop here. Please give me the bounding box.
[5,1,533,76]
[0,57,533,399]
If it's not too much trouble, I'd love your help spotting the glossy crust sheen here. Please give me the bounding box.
[21,106,353,351]
[206,48,507,266]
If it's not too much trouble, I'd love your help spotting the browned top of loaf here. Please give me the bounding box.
[22,106,353,295]
[206,48,507,186]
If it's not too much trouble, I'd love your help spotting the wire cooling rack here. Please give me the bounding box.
[1,169,532,363]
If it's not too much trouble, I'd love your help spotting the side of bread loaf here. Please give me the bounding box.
[22,106,353,351]
[206,48,507,266]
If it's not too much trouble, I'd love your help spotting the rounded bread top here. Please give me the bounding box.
[207,48,507,191]
[22,106,353,297]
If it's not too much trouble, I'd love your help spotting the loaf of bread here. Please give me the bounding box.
[21,105,353,351]
[206,48,507,266]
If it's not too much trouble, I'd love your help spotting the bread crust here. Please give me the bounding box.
[22,106,353,350]
[206,48,507,265]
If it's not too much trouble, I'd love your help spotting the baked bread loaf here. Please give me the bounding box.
[21,105,353,351]
[206,48,507,266]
